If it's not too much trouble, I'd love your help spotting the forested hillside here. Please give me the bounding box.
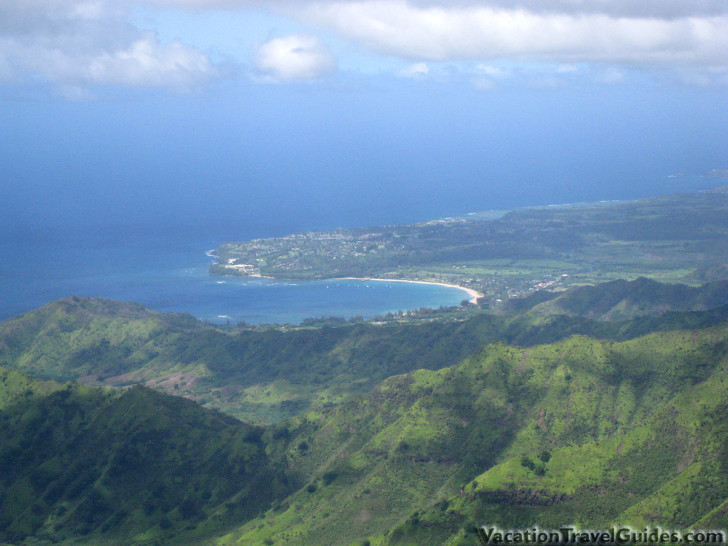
[2,280,728,544]
[218,322,728,544]
[504,277,728,320]
[0,368,293,545]
[2,282,728,423]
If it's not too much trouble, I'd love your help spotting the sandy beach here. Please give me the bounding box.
[337,277,483,305]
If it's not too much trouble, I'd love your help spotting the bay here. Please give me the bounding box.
[0,223,467,325]
[1,175,721,325]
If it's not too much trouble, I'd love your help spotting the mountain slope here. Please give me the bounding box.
[384,355,728,544]
[216,321,728,545]
[4,308,728,543]
[0,367,293,545]
[3,286,728,424]
[517,277,728,321]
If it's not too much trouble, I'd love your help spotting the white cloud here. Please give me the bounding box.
[4,0,727,92]
[153,0,728,20]
[86,37,218,87]
[598,67,624,84]
[556,64,579,74]
[398,61,429,78]
[298,2,728,69]
[140,0,728,77]
[474,64,507,78]
[254,35,336,82]
[471,63,508,89]
[0,0,220,91]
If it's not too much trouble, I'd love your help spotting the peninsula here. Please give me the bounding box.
[210,188,728,307]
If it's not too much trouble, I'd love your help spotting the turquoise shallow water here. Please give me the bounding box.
[0,224,467,325]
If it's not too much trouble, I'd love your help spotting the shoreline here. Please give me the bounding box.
[336,277,483,305]
[211,267,484,305]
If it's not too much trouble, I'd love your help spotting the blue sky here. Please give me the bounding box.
[1,0,727,232]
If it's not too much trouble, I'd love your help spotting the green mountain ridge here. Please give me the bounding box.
[3,280,728,543]
[213,319,728,545]
[507,277,728,321]
[3,279,728,424]
[0,368,293,545]
[388,330,728,544]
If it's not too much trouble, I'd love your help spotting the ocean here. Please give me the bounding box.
[0,222,468,325]
[1,175,722,325]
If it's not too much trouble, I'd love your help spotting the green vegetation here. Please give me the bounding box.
[216,319,728,545]
[212,189,728,306]
[3,188,728,544]
[506,277,728,321]
[2,281,727,423]
[0,368,293,545]
[3,288,728,543]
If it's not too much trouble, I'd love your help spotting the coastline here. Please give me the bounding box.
[336,277,483,305]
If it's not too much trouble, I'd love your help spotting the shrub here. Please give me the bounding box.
[323,471,339,485]
[520,456,535,470]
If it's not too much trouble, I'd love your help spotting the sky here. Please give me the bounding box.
[1,0,727,233]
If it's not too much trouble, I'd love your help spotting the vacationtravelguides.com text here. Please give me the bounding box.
[478,526,726,545]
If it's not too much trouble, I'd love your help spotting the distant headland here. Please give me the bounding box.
[210,187,728,309]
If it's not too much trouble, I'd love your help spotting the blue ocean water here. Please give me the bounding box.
[1,176,722,325]
[0,223,468,325]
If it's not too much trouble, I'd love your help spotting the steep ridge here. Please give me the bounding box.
[0,367,293,545]
[519,278,728,321]
[218,321,728,544]
[2,284,728,423]
[2,307,728,543]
